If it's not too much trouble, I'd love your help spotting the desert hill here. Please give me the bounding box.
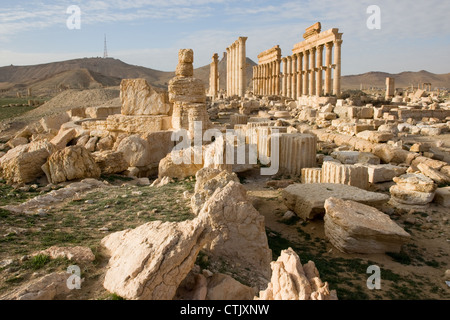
[0,57,449,98]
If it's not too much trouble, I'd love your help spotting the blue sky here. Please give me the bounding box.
[1,0,449,75]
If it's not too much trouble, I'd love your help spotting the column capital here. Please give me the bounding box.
[334,39,343,47]
[287,55,292,61]
[282,57,287,62]
[317,44,324,51]
[238,36,248,44]
[309,47,316,54]
[325,42,333,49]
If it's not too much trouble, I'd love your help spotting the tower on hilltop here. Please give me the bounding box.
[103,34,108,59]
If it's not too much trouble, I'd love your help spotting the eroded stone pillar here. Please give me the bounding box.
[303,50,309,96]
[282,57,287,97]
[296,53,303,99]
[226,48,231,97]
[286,56,292,98]
[324,42,333,96]
[209,53,219,99]
[333,39,342,96]
[316,45,324,97]
[238,37,247,97]
[275,60,280,95]
[292,55,297,99]
[309,48,316,96]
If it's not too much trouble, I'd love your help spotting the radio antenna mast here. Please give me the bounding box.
[103,34,108,59]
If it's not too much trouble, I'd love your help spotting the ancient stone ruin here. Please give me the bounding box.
[0,20,449,302]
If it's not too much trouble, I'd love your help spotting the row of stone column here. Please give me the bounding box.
[252,60,280,96]
[226,37,248,97]
[253,40,342,98]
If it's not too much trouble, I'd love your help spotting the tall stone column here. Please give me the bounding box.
[324,42,333,96]
[292,55,297,99]
[309,48,316,96]
[270,61,274,95]
[258,65,262,95]
[303,50,309,95]
[234,41,239,96]
[230,44,235,96]
[226,47,231,97]
[269,63,274,95]
[316,45,324,97]
[333,39,342,96]
[286,56,292,98]
[238,37,247,97]
[275,60,280,95]
[263,63,269,96]
[252,66,256,94]
[209,53,219,98]
[282,57,287,97]
[296,53,303,99]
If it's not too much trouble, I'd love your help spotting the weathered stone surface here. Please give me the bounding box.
[169,78,206,104]
[358,152,381,165]
[116,135,151,167]
[389,185,436,206]
[257,248,337,300]
[105,114,172,134]
[434,187,450,208]
[7,137,28,148]
[85,106,121,119]
[40,113,71,132]
[206,274,255,300]
[158,147,204,180]
[282,183,389,220]
[279,133,317,176]
[393,173,437,193]
[92,151,128,174]
[332,151,360,164]
[364,164,407,184]
[120,79,172,116]
[0,141,55,185]
[175,49,194,77]
[35,246,95,263]
[357,130,394,143]
[301,168,322,184]
[389,173,437,206]
[201,181,272,279]
[417,163,450,185]
[190,168,239,214]
[84,136,98,152]
[101,217,211,300]
[50,128,77,150]
[409,156,447,172]
[42,146,101,184]
[321,161,369,190]
[96,135,114,151]
[1,272,71,300]
[324,197,410,254]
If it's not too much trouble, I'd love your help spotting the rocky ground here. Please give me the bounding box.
[0,171,448,300]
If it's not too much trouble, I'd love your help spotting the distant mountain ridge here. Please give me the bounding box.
[0,57,448,96]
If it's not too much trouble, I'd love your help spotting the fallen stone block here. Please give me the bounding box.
[324,197,410,254]
[282,183,389,220]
